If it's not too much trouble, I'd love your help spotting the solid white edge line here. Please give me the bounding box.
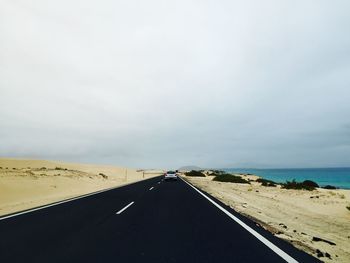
[149,187,154,190]
[116,201,134,215]
[0,176,159,221]
[179,177,298,263]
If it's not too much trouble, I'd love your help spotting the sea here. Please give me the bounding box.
[223,168,350,189]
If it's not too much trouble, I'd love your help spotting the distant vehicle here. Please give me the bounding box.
[164,171,178,181]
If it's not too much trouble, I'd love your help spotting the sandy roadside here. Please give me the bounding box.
[0,158,161,217]
[183,175,350,263]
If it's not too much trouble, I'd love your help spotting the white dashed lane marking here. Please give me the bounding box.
[116,202,134,215]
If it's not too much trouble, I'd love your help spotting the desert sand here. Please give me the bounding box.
[0,158,161,217]
[184,174,350,263]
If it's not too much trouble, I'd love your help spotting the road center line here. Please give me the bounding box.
[180,177,298,263]
[116,201,134,215]
[149,187,154,190]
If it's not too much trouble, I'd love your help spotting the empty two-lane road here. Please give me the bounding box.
[0,176,319,263]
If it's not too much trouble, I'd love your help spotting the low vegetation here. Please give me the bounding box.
[207,171,221,177]
[322,185,337,189]
[99,173,108,179]
[55,167,67,171]
[210,170,225,175]
[213,173,250,184]
[256,178,277,187]
[282,179,319,191]
[185,170,205,177]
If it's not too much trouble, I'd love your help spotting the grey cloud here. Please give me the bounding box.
[1,0,350,168]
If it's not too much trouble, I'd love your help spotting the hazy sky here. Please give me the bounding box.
[1,1,350,168]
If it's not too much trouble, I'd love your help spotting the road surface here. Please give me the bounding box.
[0,176,319,262]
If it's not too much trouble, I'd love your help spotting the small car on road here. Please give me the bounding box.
[164,171,178,181]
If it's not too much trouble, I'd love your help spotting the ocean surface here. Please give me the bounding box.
[223,168,350,189]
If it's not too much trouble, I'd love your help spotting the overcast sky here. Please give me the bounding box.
[1,1,350,169]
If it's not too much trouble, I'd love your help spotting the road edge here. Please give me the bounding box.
[179,176,299,263]
[0,175,161,221]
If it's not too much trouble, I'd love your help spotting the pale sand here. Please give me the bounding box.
[0,158,161,217]
[184,175,350,263]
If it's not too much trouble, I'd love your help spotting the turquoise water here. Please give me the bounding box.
[223,168,350,189]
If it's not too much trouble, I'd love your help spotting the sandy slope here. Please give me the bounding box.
[0,158,161,216]
[184,175,350,263]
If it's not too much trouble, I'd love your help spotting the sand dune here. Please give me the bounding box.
[184,175,350,263]
[0,158,161,217]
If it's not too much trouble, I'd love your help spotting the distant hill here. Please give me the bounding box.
[178,165,202,171]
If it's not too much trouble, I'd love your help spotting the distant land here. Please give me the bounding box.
[178,165,202,171]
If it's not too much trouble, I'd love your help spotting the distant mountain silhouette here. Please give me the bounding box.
[178,165,202,171]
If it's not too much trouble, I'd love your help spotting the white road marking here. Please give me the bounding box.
[180,177,298,263]
[149,187,154,191]
[116,201,134,215]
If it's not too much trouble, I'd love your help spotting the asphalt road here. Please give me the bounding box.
[0,176,320,263]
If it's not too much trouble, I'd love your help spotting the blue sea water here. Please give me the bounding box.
[223,168,350,189]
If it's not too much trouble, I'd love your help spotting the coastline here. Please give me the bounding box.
[223,168,350,190]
